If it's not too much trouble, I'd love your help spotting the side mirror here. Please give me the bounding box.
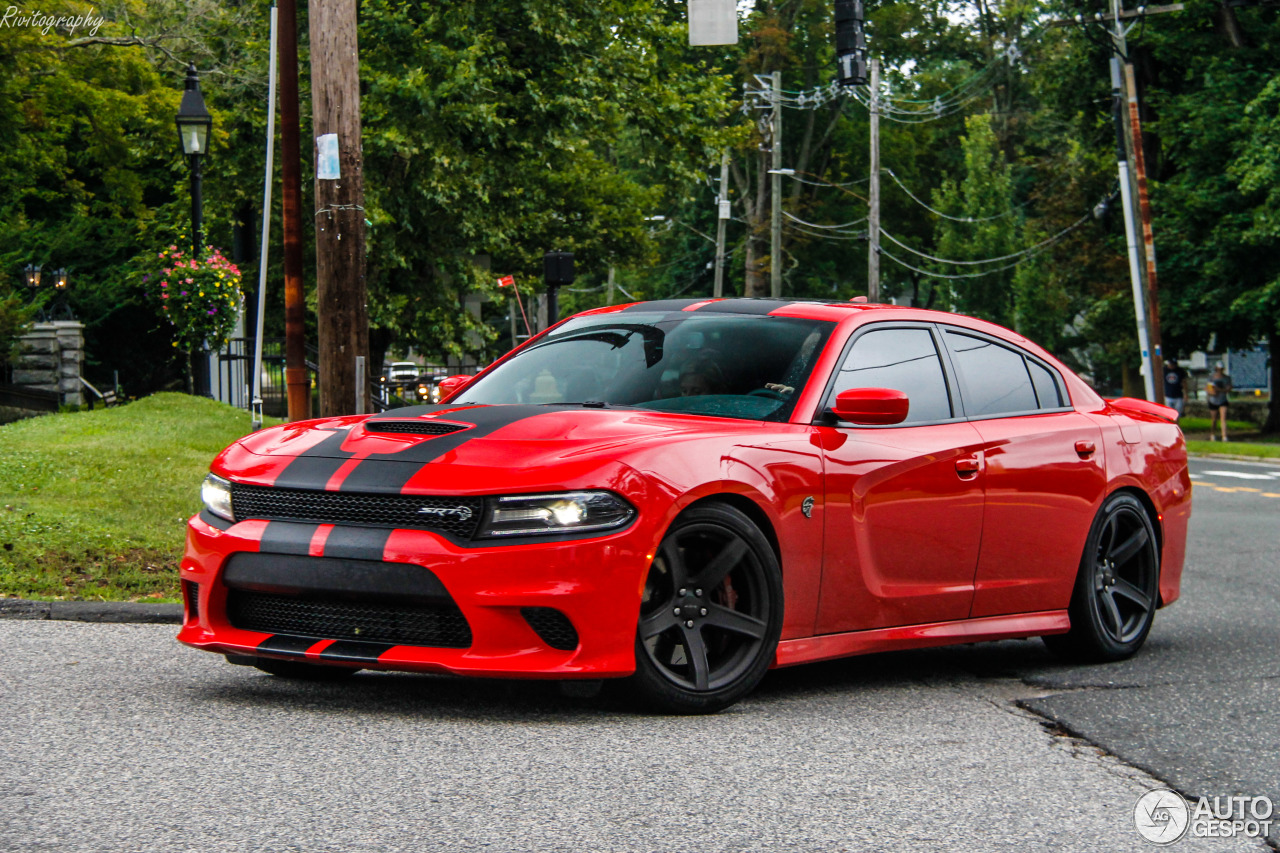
[830,387,909,425]
[436,374,474,401]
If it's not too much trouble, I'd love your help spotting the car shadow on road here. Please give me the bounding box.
[181,636,1109,721]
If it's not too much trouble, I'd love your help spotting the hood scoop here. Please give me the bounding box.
[364,420,469,436]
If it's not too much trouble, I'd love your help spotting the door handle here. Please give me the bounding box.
[1075,440,1096,458]
[955,456,981,477]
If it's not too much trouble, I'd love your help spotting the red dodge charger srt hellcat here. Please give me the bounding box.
[179,299,1190,713]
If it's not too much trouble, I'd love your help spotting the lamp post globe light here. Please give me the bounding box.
[23,263,41,296]
[52,267,72,320]
[175,63,212,259]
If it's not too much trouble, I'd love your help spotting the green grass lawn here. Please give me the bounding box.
[1178,416,1280,456]
[0,393,272,602]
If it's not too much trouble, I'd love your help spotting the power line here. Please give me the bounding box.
[878,213,1090,266]
[880,168,1023,222]
[785,222,868,241]
[877,246,1033,280]
[783,210,868,230]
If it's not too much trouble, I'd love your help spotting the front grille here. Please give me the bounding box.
[364,421,468,436]
[521,607,579,651]
[226,590,473,649]
[183,580,200,622]
[232,484,483,539]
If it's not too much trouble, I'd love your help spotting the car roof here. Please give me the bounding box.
[583,298,1031,342]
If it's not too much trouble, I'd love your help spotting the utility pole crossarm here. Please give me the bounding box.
[1045,3,1183,26]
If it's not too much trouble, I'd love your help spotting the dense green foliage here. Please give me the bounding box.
[0,0,1275,411]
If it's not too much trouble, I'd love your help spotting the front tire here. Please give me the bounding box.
[628,503,783,714]
[1043,492,1159,661]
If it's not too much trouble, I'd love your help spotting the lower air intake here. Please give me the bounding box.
[182,580,200,622]
[226,590,472,649]
[521,607,579,651]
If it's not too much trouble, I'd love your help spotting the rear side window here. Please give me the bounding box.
[831,327,953,423]
[1027,359,1063,408]
[944,331,1039,417]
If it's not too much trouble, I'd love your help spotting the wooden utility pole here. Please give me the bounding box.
[770,71,783,298]
[1125,63,1165,404]
[866,57,881,302]
[278,0,310,422]
[310,0,369,417]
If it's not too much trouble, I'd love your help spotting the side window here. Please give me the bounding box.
[832,327,953,423]
[944,331,1038,417]
[1027,359,1064,409]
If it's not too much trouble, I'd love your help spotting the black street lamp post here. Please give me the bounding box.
[51,268,72,320]
[175,64,212,259]
[23,264,41,302]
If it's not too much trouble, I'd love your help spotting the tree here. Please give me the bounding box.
[358,0,735,362]
[932,114,1022,326]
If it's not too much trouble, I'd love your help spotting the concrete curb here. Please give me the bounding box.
[0,598,181,624]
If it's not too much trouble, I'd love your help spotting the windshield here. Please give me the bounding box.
[457,312,836,422]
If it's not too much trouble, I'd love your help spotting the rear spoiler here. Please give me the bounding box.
[1107,396,1180,424]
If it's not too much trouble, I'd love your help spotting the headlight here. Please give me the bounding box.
[476,491,635,538]
[201,473,235,522]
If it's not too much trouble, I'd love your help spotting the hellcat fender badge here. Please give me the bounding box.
[801,496,815,518]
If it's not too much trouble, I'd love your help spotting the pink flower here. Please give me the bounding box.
[161,294,168,299]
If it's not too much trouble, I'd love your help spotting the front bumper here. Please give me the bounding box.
[177,513,655,678]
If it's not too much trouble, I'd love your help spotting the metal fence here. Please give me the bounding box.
[212,339,486,417]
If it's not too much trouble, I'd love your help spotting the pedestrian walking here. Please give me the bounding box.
[1163,359,1187,419]
[1207,362,1232,441]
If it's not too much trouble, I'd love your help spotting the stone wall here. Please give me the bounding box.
[9,321,84,407]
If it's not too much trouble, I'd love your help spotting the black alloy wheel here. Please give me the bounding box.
[1044,491,1160,661]
[629,503,783,714]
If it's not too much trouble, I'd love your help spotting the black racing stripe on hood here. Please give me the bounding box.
[260,521,320,556]
[365,403,467,420]
[321,527,392,562]
[337,404,553,493]
[318,641,393,663]
[271,427,356,490]
[257,635,315,656]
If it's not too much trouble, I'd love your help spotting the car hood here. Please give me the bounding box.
[218,403,774,494]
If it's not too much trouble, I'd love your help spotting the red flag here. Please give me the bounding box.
[497,275,515,288]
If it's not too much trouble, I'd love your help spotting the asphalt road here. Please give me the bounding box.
[998,456,1280,847]
[1,456,1276,852]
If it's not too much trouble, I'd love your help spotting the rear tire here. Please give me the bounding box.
[251,658,361,680]
[628,503,783,714]
[1043,492,1159,662]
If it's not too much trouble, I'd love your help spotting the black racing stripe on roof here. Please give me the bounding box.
[260,521,320,556]
[321,527,392,562]
[318,641,394,663]
[694,299,798,314]
[271,427,355,490]
[257,635,315,656]
[617,299,705,312]
[616,298,804,315]
[336,404,552,493]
